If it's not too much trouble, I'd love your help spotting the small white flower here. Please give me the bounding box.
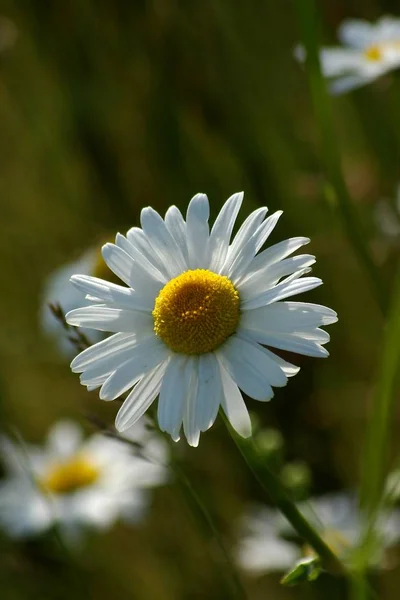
[297,16,400,94]
[0,419,167,541]
[237,493,400,574]
[40,248,106,355]
[66,192,337,446]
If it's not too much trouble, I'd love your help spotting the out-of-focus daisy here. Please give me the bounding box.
[0,419,167,541]
[66,192,337,446]
[237,493,400,574]
[41,245,115,355]
[297,16,400,94]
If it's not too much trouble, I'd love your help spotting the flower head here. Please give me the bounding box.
[0,419,167,541]
[66,192,337,446]
[237,493,400,574]
[297,16,400,94]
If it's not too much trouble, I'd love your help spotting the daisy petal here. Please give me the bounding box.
[66,306,154,333]
[217,336,287,401]
[338,19,375,48]
[218,359,252,437]
[126,227,170,279]
[183,357,200,447]
[239,255,316,299]
[115,361,168,431]
[70,332,137,372]
[70,274,139,310]
[208,192,243,272]
[165,206,189,266]
[115,233,167,284]
[158,355,190,441]
[196,353,222,433]
[140,207,187,277]
[229,211,283,282]
[241,328,329,358]
[102,243,163,300]
[241,270,322,311]
[246,237,310,275]
[222,207,268,274]
[186,193,210,269]
[99,340,169,400]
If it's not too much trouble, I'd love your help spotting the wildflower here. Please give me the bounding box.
[237,493,400,574]
[297,16,400,94]
[0,419,167,541]
[66,192,337,446]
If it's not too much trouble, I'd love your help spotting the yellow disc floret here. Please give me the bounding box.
[364,44,382,62]
[153,269,240,355]
[41,455,100,494]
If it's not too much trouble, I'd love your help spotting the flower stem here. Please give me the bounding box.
[223,415,345,576]
[293,0,388,314]
[360,271,400,515]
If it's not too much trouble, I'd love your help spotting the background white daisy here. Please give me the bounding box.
[0,419,168,542]
[66,192,337,446]
[237,493,400,574]
[296,16,400,94]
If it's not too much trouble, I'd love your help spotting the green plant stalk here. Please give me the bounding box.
[360,271,400,514]
[93,422,246,600]
[293,0,388,314]
[223,415,345,576]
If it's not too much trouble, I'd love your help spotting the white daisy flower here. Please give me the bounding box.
[0,419,167,541]
[237,493,400,574]
[41,246,112,356]
[66,192,337,446]
[297,16,400,94]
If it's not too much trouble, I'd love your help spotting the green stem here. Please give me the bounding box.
[293,0,388,314]
[360,271,400,514]
[171,458,247,600]
[93,423,246,600]
[223,415,345,576]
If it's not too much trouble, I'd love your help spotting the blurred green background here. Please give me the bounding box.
[1,0,400,598]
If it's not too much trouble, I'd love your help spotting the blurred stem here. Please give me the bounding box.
[170,456,247,600]
[360,271,400,514]
[94,423,246,600]
[223,416,345,576]
[293,0,388,314]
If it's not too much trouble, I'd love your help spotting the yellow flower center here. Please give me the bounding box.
[153,269,240,354]
[41,455,100,494]
[364,44,382,62]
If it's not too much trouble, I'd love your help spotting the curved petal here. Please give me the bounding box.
[245,237,310,276]
[186,193,210,269]
[102,243,163,300]
[99,340,169,400]
[217,335,287,401]
[241,269,322,311]
[140,207,187,277]
[158,354,190,441]
[115,233,167,284]
[70,274,141,311]
[66,306,154,333]
[229,211,283,282]
[164,205,189,267]
[240,327,329,358]
[238,255,316,300]
[182,357,200,447]
[115,361,168,431]
[208,192,243,272]
[338,19,375,48]
[126,227,170,279]
[70,332,137,372]
[221,207,268,274]
[218,359,251,437]
[196,353,222,433]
